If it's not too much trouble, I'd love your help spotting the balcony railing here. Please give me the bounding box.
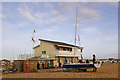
[55,51,81,57]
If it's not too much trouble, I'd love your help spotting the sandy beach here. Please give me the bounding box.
[1,63,119,78]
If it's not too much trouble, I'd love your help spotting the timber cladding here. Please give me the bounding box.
[14,60,37,72]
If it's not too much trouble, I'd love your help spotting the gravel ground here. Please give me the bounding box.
[2,63,119,78]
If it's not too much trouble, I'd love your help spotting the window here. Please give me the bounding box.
[56,47,60,50]
[71,57,73,63]
[42,51,46,54]
[57,57,60,63]
[69,58,71,62]
[64,57,67,64]
[63,48,66,51]
[69,57,73,62]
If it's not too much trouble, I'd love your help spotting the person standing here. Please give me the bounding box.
[86,59,89,63]
[93,54,97,72]
[93,54,96,64]
[37,62,40,69]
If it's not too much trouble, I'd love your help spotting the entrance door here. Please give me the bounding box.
[50,60,53,68]
[22,63,23,72]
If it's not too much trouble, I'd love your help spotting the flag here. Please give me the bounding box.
[78,35,80,41]
[32,37,35,43]
[32,29,36,43]
[81,54,83,60]
[34,29,36,33]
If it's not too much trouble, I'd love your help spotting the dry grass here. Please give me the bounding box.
[2,63,119,78]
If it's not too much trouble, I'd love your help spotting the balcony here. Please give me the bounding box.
[55,51,81,57]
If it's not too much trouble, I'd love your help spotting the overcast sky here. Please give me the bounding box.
[1,2,118,60]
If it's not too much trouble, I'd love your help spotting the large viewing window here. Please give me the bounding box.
[56,46,72,52]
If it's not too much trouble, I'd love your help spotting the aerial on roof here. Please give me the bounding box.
[33,39,83,49]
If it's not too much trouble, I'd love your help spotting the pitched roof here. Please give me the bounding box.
[33,39,83,49]
[33,45,40,49]
[1,59,10,62]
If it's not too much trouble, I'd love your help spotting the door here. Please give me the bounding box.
[50,60,53,68]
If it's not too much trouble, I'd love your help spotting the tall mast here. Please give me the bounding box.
[74,5,78,63]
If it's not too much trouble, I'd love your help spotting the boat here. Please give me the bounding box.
[63,63,101,72]
[62,5,101,72]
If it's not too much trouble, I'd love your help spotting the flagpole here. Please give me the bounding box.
[78,35,80,47]
[32,29,36,57]
[78,35,83,60]
[33,31,35,48]
[74,5,78,63]
[78,36,82,59]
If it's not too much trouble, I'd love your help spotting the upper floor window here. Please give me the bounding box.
[69,48,72,52]
[42,51,46,54]
[63,48,66,51]
[56,47,60,50]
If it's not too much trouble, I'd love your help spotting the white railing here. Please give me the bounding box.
[55,51,81,57]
